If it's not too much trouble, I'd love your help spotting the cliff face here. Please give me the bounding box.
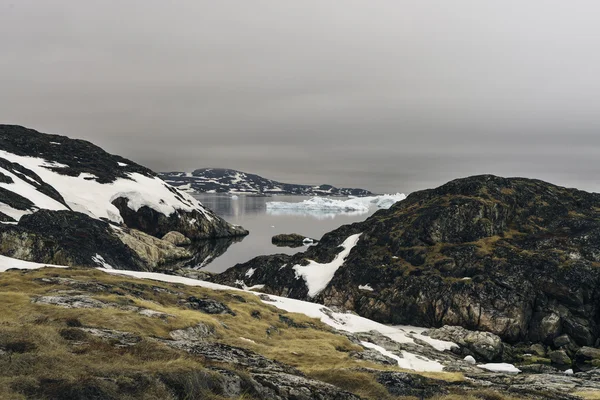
[216,175,600,348]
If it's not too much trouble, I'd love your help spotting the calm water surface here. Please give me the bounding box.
[192,194,376,273]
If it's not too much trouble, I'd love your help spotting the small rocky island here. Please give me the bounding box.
[272,233,318,248]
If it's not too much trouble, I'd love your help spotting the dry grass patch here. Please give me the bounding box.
[0,267,469,399]
[574,392,600,400]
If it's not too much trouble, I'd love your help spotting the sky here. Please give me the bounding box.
[1,1,600,194]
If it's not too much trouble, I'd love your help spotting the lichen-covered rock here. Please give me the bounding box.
[549,350,572,365]
[114,227,192,268]
[162,231,191,246]
[217,175,600,348]
[576,346,600,363]
[169,323,216,342]
[426,326,503,362]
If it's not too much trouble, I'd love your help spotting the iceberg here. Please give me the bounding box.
[265,193,406,215]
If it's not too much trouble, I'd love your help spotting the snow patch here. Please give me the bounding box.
[293,233,362,297]
[0,150,214,223]
[358,284,374,291]
[117,162,128,167]
[477,363,521,374]
[0,255,68,272]
[92,254,113,269]
[245,268,256,278]
[360,341,444,372]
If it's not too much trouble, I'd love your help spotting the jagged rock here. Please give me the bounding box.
[426,326,503,362]
[181,296,235,315]
[549,350,572,365]
[169,323,216,342]
[217,175,600,348]
[161,231,191,246]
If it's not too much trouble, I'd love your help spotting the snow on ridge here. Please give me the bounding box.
[293,233,362,298]
[0,149,213,223]
[0,165,69,220]
[266,193,407,214]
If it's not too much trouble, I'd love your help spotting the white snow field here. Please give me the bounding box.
[266,193,406,214]
[0,255,68,272]
[0,254,463,373]
[0,149,213,223]
[293,233,362,298]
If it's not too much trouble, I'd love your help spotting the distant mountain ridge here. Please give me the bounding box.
[160,168,373,196]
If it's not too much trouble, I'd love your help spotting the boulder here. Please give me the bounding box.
[529,344,547,357]
[549,350,572,366]
[162,231,192,246]
[426,325,503,362]
[554,334,572,348]
[576,346,600,363]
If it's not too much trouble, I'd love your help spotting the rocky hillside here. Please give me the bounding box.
[216,175,600,363]
[160,168,373,196]
[0,125,247,270]
[2,265,599,400]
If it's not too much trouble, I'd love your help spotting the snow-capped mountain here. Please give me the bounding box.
[160,168,373,196]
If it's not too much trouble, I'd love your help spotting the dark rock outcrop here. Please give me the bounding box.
[112,197,248,240]
[215,175,600,350]
[0,210,146,270]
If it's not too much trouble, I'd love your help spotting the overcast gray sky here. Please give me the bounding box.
[1,1,600,193]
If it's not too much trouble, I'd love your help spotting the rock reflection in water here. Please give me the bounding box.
[185,236,245,269]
